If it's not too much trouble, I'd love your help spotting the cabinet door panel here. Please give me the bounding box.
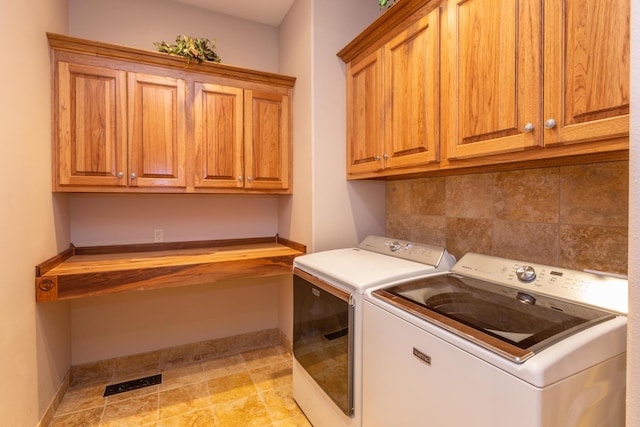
[384,10,440,168]
[444,0,542,159]
[544,0,630,145]
[194,83,244,188]
[244,90,289,191]
[57,62,127,187]
[346,50,383,174]
[128,73,186,188]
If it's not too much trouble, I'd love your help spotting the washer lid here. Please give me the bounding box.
[372,273,616,363]
[294,248,445,292]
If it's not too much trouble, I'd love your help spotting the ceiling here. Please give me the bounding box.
[170,0,296,26]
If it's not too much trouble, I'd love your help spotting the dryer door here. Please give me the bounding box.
[293,268,354,415]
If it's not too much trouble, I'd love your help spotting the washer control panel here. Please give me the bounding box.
[357,235,453,268]
[452,252,628,315]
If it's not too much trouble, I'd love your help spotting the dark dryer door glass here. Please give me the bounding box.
[293,270,354,415]
[373,273,616,363]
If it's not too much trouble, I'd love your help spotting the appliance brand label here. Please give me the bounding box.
[413,347,431,365]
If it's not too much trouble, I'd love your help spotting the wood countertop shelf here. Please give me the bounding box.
[35,236,306,302]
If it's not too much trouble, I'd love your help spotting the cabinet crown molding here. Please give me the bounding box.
[47,32,296,88]
[337,0,440,63]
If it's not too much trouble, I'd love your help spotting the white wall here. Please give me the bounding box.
[67,0,288,363]
[0,0,71,424]
[276,0,383,342]
[69,0,279,72]
[278,0,384,254]
[310,0,385,253]
[628,0,639,423]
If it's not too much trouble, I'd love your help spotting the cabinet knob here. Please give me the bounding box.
[383,154,389,160]
[247,176,253,182]
[238,175,243,182]
[375,155,381,161]
[117,171,124,178]
[523,123,535,133]
[130,172,137,179]
[544,118,557,129]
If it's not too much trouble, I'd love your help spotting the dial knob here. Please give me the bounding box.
[389,241,401,252]
[516,265,536,282]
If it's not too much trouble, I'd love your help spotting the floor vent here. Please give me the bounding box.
[103,374,162,397]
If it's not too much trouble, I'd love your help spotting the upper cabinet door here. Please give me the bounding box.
[193,82,244,189]
[543,0,630,146]
[346,49,384,175]
[443,0,542,159]
[244,90,290,191]
[127,72,186,188]
[56,62,127,188]
[383,9,440,169]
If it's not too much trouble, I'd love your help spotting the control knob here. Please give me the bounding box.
[389,241,401,252]
[516,265,536,282]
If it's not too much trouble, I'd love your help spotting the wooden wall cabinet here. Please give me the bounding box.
[444,0,630,160]
[49,33,295,194]
[339,0,629,179]
[193,84,290,191]
[343,8,440,176]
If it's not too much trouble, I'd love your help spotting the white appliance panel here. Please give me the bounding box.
[363,301,626,427]
[294,248,442,293]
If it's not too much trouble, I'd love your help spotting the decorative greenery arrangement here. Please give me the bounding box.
[379,0,396,9]
[154,35,221,64]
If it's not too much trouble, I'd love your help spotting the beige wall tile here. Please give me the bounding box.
[446,173,495,219]
[560,162,629,227]
[492,221,559,265]
[494,168,559,222]
[559,225,628,274]
[410,177,446,215]
[387,181,413,215]
[445,218,492,259]
[386,161,628,273]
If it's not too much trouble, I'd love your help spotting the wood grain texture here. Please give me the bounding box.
[57,62,127,187]
[443,0,543,159]
[47,33,296,88]
[342,0,629,180]
[543,0,630,146]
[127,72,186,188]
[193,82,244,189]
[35,237,306,302]
[49,33,294,194]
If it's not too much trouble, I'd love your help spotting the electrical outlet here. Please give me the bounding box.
[154,229,164,243]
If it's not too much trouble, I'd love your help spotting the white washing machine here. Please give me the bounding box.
[292,236,456,427]
[363,252,628,427]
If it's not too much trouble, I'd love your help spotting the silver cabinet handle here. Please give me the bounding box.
[117,171,124,178]
[523,123,535,133]
[130,172,137,179]
[544,118,557,129]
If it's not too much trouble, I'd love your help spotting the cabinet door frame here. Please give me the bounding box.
[193,82,244,189]
[244,90,290,191]
[346,49,384,175]
[543,0,630,146]
[56,62,127,188]
[383,9,440,169]
[127,72,186,188]
[443,0,543,160]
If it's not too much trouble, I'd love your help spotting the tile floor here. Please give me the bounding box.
[50,331,312,426]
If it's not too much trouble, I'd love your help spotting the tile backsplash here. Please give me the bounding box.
[386,161,628,275]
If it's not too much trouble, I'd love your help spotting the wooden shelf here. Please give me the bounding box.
[35,236,306,302]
